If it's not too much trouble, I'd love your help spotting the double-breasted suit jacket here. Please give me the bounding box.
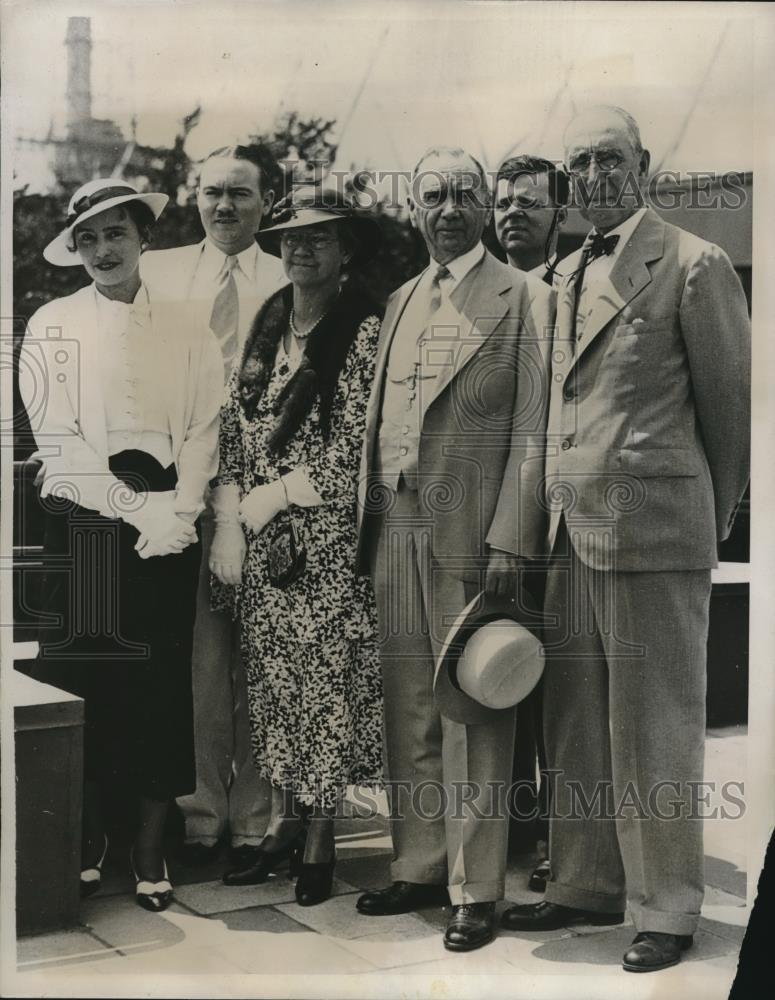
[545,207,750,570]
[357,249,555,579]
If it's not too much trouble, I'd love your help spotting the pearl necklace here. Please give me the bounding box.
[289,292,340,339]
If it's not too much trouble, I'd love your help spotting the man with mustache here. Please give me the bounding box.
[501,106,751,973]
[494,155,569,286]
[142,144,286,872]
[355,146,554,951]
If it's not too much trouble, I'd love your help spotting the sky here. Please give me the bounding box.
[2,0,762,192]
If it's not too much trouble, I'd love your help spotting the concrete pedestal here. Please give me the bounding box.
[13,668,84,936]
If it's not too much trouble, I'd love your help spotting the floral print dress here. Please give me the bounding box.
[213,313,383,809]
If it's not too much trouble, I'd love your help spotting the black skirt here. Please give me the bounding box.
[21,450,201,801]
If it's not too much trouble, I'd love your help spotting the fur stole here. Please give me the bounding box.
[237,282,381,456]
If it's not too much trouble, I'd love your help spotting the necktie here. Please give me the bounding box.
[210,255,240,381]
[427,263,451,319]
[572,233,620,339]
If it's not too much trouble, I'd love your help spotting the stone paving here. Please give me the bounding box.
[11,727,749,998]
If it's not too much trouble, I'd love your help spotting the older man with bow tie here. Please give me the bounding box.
[502,105,751,974]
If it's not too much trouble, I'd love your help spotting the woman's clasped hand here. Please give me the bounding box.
[129,491,198,558]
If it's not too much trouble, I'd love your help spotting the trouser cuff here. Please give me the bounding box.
[231,835,266,847]
[448,881,503,906]
[629,902,700,937]
[390,860,447,885]
[184,834,219,848]
[544,881,626,913]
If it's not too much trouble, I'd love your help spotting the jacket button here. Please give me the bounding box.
[561,439,572,451]
[563,387,575,401]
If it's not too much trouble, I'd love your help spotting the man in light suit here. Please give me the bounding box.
[142,144,286,870]
[354,147,554,951]
[502,106,751,973]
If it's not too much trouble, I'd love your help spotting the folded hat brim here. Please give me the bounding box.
[43,192,169,267]
[433,590,543,726]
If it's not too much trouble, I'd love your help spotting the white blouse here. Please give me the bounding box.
[95,284,174,468]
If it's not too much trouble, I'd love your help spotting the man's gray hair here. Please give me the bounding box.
[412,146,488,186]
[564,105,644,155]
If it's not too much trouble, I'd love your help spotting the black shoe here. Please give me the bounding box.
[528,858,551,893]
[295,853,336,907]
[622,932,693,973]
[501,900,624,931]
[356,881,449,916]
[228,844,263,870]
[177,841,220,867]
[222,831,305,886]
[444,902,496,952]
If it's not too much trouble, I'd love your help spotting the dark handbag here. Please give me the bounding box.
[266,507,307,589]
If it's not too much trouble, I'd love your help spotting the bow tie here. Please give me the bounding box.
[586,232,620,261]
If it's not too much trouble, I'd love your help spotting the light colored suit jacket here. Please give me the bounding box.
[356,249,554,580]
[546,208,751,571]
[19,284,223,518]
[141,240,287,351]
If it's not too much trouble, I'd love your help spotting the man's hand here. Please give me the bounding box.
[238,480,287,535]
[209,521,247,586]
[485,549,522,599]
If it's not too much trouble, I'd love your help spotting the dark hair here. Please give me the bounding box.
[67,199,156,252]
[202,144,281,198]
[495,155,570,207]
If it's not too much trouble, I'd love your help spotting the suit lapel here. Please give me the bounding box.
[424,252,509,411]
[366,274,422,422]
[573,210,665,366]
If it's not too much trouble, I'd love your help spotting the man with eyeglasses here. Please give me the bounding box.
[355,146,554,951]
[493,154,569,893]
[501,105,751,974]
[142,145,286,873]
[493,155,570,286]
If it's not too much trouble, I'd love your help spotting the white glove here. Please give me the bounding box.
[209,520,247,586]
[123,491,197,558]
[238,480,287,535]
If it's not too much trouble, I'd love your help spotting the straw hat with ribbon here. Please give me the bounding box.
[44,178,169,267]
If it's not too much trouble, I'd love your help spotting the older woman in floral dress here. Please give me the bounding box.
[210,188,383,906]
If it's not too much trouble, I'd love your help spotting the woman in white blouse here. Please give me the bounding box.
[18,179,222,912]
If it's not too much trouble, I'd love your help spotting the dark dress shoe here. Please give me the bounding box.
[223,832,305,886]
[502,900,624,931]
[356,881,449,915]
[444,902,497,952]
[177,842,220,867]
[228,844,263,869]
[528,858,551,893]
[295,854,336,907]
[622,932,693,972]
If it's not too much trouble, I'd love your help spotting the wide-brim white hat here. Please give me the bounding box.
[434,590,544,725]
[44,178,168,267]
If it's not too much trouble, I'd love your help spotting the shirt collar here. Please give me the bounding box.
[93,281,149,311]
[430,242,485,286]
[590,207,647,261]
[201,238,259,281]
